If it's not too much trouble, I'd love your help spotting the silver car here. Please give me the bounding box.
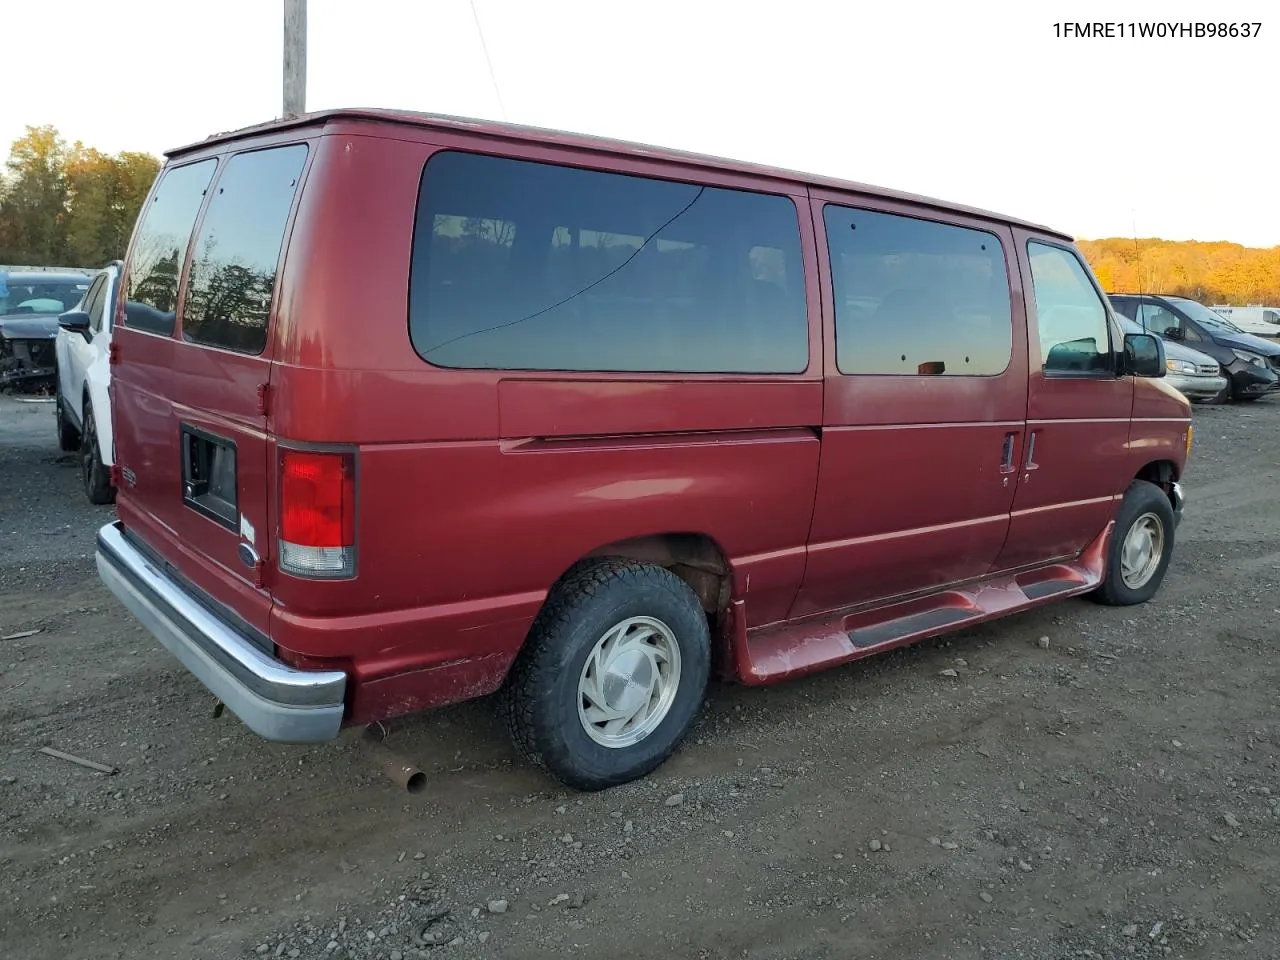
[1117,314,1226,402]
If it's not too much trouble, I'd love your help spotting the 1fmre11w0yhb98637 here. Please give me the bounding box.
[95,108,1191,792]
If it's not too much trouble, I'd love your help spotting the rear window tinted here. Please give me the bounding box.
[125,159,217,335]
[824,205,1013,376]
[182,144,308,354]
[409,151,808,373]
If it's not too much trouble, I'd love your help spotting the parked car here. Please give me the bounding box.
[0,270,94,391]
[53,261,121,504]
[1109,293,1280,402]
[1113,313,1226,403]
[1208,305,1280,339]
[96,109,1191,791]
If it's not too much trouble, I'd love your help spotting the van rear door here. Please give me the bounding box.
[113,142,311,638]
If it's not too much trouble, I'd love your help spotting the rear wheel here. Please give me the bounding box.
[55,390,81,452]
[81,402,115,505]
[502,558,711,791]
[1090,480,1175,606]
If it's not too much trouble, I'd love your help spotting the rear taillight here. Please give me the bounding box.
[279,449,356,579]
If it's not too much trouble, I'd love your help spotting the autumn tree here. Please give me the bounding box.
[1078,237,1280,306]
[64,145,160,266]
[0,125,159,268]
[0,125,69,264]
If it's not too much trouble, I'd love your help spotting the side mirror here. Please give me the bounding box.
[58,311,91,335]
[1124,332,1165,378]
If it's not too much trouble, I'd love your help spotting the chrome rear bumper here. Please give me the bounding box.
[95,521,347,743]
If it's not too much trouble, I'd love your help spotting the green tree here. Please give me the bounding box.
[0,125,160,268]
[0,125,70,264]
[64,145,160,265]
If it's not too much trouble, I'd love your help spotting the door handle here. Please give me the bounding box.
[1025,430,1039,470]
[1000,432,1017,473]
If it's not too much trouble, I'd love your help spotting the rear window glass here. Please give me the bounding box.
[409,151,808,373]
[0,278,88,315]
[125,159,217,335]
[182,144,308,354]
[824,205,1013,377]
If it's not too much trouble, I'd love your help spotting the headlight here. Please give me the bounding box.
[1166,359,1196,374]
[1232,349,1267,368]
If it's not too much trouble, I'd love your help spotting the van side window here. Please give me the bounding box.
[124,159,217,336]
[822,205,1013,376]
[182,145,309,355]
[409,151,809,373]
[1027,242,1114,376]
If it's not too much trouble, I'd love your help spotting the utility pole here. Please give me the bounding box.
[283,0,307,118]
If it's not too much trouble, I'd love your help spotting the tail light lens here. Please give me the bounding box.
[279,449,356,578]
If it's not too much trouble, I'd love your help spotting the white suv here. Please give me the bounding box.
[54,261,120,504]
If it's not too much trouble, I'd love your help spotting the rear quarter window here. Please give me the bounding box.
[408,150,809,374]
[182,144,309,354]
[125,159,217,335]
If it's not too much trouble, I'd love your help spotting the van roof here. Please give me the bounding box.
[167,107,1074,241]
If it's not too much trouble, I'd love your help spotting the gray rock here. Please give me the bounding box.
[939,668,959,678]
[1037,636,1051,649]
[1123,924,1139,937]
[664,793,684,807]
[1224,812,1242,829]
[979,891,993,904]
[868,838,882,852]
[487,899,509,914]
[478,932,491,944]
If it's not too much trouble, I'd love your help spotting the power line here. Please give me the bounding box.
[470,0,508,121]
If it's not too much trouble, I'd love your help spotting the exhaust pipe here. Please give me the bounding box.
[361,725,427,794]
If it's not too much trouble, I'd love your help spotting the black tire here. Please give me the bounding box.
[1090,480,1175,606]
[502,558,711,791]
[81,401,115,505]
[55,391,81,452]
[1204,378,1232,405]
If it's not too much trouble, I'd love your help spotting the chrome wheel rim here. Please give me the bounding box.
[577,616,682,749]
[1120,512,1164,589]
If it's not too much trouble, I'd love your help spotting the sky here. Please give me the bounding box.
[3,0,1277,246]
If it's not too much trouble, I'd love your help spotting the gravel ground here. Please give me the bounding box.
[1,391,1278,960]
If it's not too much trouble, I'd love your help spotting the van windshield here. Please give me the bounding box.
[1166,297,1244,333]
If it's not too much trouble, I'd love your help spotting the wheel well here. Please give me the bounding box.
[578,533,732,614]
[1135,460,1178,503]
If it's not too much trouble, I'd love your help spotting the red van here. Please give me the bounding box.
[96,109,1191,791]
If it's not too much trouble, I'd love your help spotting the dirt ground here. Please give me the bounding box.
[1,390,1277,960]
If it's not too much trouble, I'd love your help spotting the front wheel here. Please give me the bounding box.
[1090,480,1175,606]
[1205,379,1232,405]
[55,390,81,452]
[81,402,115,505]
[502,558,711,791]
